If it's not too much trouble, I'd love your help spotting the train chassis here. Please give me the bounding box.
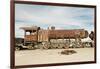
[15,37,93,51]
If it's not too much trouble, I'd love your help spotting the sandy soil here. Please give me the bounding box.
[15,48,94,66]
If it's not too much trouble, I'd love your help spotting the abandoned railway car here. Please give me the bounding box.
[14,26,89,50]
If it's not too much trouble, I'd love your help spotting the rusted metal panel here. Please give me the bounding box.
[48,29,88,39]
[24,35,37,41]
[38,30,49,42]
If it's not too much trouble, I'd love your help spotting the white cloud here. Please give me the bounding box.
[15,4,94,38]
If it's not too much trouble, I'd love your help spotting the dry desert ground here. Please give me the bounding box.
[15,48,94,66]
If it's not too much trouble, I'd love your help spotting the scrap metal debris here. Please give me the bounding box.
[61,50,77,55]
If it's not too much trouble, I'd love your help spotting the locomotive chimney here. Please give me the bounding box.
[51,26,55,30]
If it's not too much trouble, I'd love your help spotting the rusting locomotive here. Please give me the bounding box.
[15,26,89,50]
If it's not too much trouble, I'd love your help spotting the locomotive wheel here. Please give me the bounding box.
[28,46,34,50]
[58,44,65,49]
[55,44,59,49]
[58,46,62,49]
[40,46,44,49]
[48,46,52,49]
[15,46,21,51]
[43,45,49,49]
[63,46,68,49]
[49,45,53,49]
[62,46,65,49]
[55,47,58,49]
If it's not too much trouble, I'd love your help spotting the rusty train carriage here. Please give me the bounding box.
[19,26,89,49]
[21,26,88,42]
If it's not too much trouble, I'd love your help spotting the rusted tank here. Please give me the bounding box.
[38,29,88,42]
[48,29,88,39]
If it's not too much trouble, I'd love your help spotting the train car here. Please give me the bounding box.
[38,29,88,42]
[18,26,88,49]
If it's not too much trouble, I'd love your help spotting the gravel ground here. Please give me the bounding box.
[15,48,94,66]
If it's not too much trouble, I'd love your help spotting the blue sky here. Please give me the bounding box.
[15,4,94,38]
